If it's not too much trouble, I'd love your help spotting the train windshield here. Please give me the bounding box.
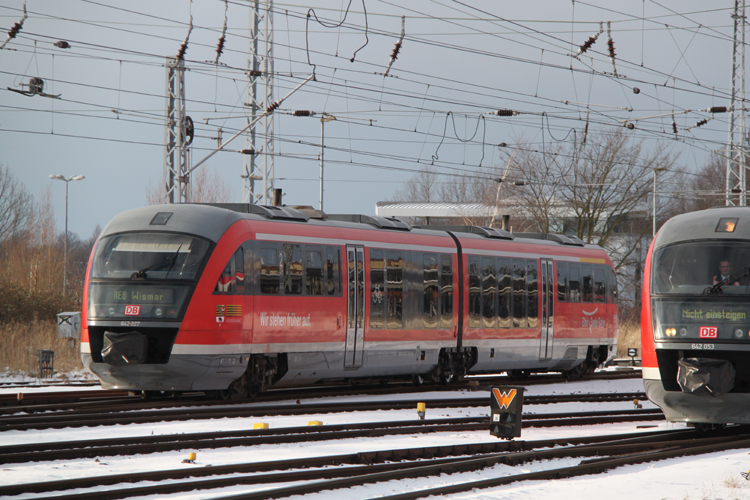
[91,233,211,281]
[652,240,750,295]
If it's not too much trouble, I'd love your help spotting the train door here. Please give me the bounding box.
[539,259,555,360]
[344,245,365,369]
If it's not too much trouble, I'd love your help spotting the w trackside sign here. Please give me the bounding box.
[489,386,525,440]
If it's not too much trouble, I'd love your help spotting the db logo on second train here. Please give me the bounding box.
[699,326,718,339]
[124,305,141,316]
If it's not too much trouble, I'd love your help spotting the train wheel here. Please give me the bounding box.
[440,369,454,385]
[508,370,530,379]
[140,390,156,400]
[219,380,247,400]
[562,365,585,379]
[412,374,425,387]
[246,384,259,398]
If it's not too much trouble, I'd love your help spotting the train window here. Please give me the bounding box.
[440,254,453,329]
[91,233,210,281]
[282,244,303,295]
[594,267,605,303]
[386,251,404,328]
[527,260,538,329]
[242,242,254,294]
[370,249,385,329]
[260,246,280,294]
[568,264,581,302]
[607,267,618,304]
[512,259,527,328]
[651,241,750,295]
[326,246,341,296]
[234,247,245,294]
[214,252,236,294]
[423,254,439,329]
[482,257,497,329]
[356,249,365,328]
[556,262,568,302]
[497,258,512,329]
[468,257,481,328]
[306,248,324,296]
[581,264,593,302]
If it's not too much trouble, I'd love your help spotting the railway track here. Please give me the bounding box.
[0,368,640,409]
[0,392,647,431]
[3,425,745,500]
[0,408,663,465]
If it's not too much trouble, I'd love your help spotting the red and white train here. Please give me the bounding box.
[642,206,750,426]
[81,203,618,398]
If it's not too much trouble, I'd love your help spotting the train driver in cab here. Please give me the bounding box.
[713,259,741,286]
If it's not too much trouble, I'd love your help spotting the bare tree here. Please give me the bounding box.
[0,164,33,242]
[506,129,678,263]
[390,164,441,203]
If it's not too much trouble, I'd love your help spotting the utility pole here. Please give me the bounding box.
[726,0,748,206]
[243,1,275,205]
[164,57,192,203]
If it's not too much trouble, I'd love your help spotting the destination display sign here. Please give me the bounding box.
[653,300,750,324]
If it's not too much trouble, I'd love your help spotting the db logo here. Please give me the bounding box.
[699,326,718,338]
[124,305,141,316]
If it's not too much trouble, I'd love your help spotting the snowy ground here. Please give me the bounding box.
[1,375,749,500]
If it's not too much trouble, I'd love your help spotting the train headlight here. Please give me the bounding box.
[665,328,676,337]
[734,328,744,338]
[108,307,115,317]
[155,308,163,317]
[679,328,687,337]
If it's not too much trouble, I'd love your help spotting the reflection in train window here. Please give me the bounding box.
[440,254,453,329]
[306,248,324,296]
[498,258,512,329]
[386,251,404,328]
[260,246,280,294]
[370,249,385,329]
[568,263,581,302]
[282,244,303,295]
[557,261,568,302]
[513,259,526,328]
[594,267,605,303]
[326,246,340,296]
[423,254,439,329]
[582,263,593,303]
[527,259,538,328]
[482,257,497,329]
[469,257,481,328]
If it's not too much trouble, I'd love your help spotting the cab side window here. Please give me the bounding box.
[214,246,243,294]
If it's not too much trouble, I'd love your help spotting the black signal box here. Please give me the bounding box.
[489,386,524,439]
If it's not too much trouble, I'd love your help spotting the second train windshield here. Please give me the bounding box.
[653,240,750,295]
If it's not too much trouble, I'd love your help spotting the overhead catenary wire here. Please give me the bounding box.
[0,0,737,204]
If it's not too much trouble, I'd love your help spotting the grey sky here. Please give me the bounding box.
[0,0,737,239]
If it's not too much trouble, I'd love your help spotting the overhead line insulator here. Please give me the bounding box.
[0,4,27,50]
[606,21,618,77]
[576,22,603,57]
[491,109,519,117]
[384,16,406,77]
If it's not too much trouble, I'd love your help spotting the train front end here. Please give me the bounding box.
[643,207,750,425]
[80,205,244,393]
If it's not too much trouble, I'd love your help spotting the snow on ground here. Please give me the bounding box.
[1,375,750,499]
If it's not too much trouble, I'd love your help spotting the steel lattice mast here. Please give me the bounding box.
[163,57,190,203]
[726,0,748,206]
[243,0,274,205]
